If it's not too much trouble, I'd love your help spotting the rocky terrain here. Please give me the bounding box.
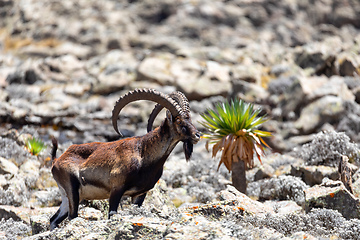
[1,0,360,239]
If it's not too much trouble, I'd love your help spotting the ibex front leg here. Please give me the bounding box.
[108,187,126,218]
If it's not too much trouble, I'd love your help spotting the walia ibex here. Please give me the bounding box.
[50,88,201,230]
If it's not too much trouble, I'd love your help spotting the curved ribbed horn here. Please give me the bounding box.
[172,91,190,117]
[112,88,183,136]
[147,104,163,132]
[147,91,190,132]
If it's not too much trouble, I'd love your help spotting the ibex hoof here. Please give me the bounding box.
[108,211,117,219]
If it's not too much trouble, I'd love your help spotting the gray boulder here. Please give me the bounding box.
[291,165,339,186]
[0,218,31,240]
[0,157,18,175]
[295,96,345,134]
[291,130,360,167]
[305,180,360,220]
[247,175,307,206]
[0,175,30,206]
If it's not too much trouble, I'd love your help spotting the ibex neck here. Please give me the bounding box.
[140,121,178,164]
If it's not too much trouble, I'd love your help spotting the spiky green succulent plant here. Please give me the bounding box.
[26,137,46,156]
[200,98,272,171]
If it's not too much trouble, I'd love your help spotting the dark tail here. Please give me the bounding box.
[51,136,58,161]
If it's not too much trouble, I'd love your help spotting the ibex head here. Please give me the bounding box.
[112,88,200,160]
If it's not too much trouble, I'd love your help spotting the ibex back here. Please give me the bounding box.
[50,88,200,230]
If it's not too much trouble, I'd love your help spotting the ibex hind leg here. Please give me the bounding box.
[132,192,147,207]
[68,174,81,220]
[50,187,69,230]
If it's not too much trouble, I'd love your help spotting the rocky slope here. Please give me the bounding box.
[0,0,360,239]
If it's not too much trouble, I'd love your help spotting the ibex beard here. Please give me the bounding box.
[50,89,200,230]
